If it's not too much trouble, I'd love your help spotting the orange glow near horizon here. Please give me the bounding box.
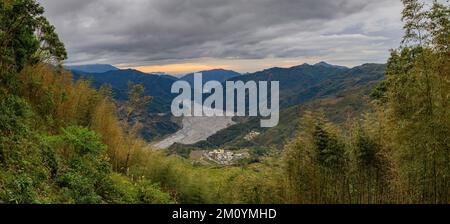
[117,57,334,75]
[122,63,236,75]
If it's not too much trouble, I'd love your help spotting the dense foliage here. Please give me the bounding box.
[284,0,450,203]
[0,0,448,204]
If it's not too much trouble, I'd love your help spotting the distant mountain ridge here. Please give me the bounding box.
[181,69,241,85]
[313,61,348,69]
[65,64,119,73]
[226,61,352,109]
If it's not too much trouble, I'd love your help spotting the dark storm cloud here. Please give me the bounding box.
[37,0,403,68]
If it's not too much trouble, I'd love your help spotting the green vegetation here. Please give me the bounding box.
[0,0,449,204]
[284,0,450,203]
[0,0,171,204]
[70,69,181,141]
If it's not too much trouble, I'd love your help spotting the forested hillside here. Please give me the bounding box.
[71,69,177,113]
[170,63,386,154]
[0,0,449,204]
[0,0,285,204]
[70,69,181,141]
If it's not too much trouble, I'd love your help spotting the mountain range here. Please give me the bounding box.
[69,67,243,141]
[67,62,386,150]
[178,63,385,153]
[65,64,119,73]
[180,69,241,85]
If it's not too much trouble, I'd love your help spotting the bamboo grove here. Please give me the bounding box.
[283,0,450,204]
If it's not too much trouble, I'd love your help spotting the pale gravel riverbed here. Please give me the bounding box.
[152,103,235,149]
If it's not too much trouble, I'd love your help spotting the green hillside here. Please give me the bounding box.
[170,63,386,154]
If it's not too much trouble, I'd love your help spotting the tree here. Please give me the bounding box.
[124,82,152,121]
[0,0,67,92]
[401,0,429,46]
[121,83,152,172]
[283,112,350,203]
[346,114,395,204]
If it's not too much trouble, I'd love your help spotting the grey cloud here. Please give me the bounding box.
[37,0,404,68]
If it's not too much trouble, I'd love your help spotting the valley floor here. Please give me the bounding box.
[153,103,235,149]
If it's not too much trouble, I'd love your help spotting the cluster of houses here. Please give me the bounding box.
[190,149,249,165]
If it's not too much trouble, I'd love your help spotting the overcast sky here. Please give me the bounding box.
[37,0,404,74]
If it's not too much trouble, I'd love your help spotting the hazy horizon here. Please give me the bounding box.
[66,60,384,76]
